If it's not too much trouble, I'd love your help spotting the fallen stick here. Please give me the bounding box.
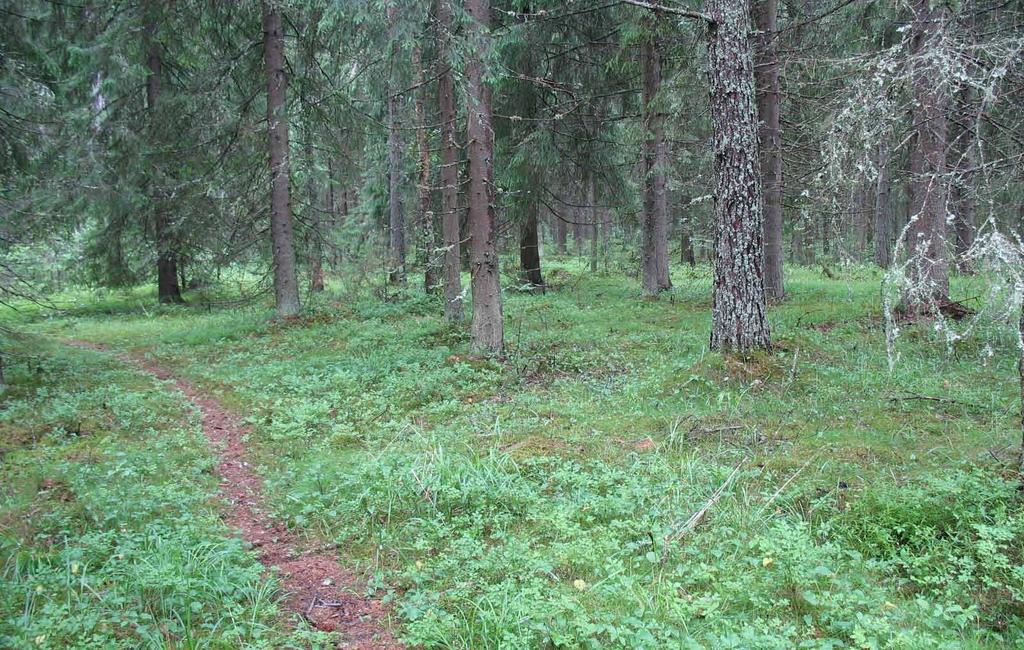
[667,457,747,542]
[888,392,980,410]
[755,454,817,519]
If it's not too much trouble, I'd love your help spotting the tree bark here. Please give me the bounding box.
[387,2,407,286]
[144,1,183,304]
[905,0,950,308]
[873,140,892,269]
[1018,300,1024,477]
[466,0,503,353]
[437,0,464,322]
[519,204,544,290]
[413,45,440,293]
[753,0,784,302]
[680,228,695,266]
[262,0,301,317]
[587,173,599,273]
[554,206,568,255]
[707,0,772,353]
[307,158,325,293]
[640,26,672,296]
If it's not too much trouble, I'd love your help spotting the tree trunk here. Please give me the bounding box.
[905,0,950,308]
[262,1,301,317]
[1018,300,1024,477]
[640,28,672,296]
[573,199,584,256]
[519,204,544,290]
[308,163,325,293]
[413,45,440,293]
[466,0,503,353]
[587,174,599,273]
[873,140,892,269]
[387,2,407,286]
[437,0,464,322]
[680,228,695,266]
[753,0,784,302]
[144,2,183,304]
[554,207,568,255]
[707,0,772,353]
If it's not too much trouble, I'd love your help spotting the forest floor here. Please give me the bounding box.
[2,261,1022,648]
[67,340,402,648]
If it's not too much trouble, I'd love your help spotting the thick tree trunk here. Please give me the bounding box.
[466,0,503,353]
[753,0,784,302]
[707,0,772,353]
[905,0,950,308]
[387,2,407,286]
[144,2,183,305]
[262,1,301,317]
[437,0,464,322]
[873,140,892,269]
[640,29,672,296]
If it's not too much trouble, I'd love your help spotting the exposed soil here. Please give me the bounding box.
[68,341,402,649]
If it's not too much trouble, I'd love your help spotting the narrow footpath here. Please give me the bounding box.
[69,341,402,649]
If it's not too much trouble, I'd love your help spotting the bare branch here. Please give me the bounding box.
[617,0,713,24]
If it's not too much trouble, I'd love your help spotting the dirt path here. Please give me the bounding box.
[69,341,402,649]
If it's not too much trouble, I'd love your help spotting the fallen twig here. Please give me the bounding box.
[887,392,980,410]
[756,454,817,519]
[666,457,747,542]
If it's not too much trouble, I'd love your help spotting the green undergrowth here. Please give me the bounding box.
[15,261,1024,647]
[0,339,330,648]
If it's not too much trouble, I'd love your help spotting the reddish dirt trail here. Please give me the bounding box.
[69,341,402,649]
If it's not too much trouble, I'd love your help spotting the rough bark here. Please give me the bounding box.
[707,0,772,353]
[437,0,464,322]
[640,26,672,296]
[905,0,950,308]
[262,1,301,317]
[144,2,183,304]
[387,2,407,286]
[873,140,892,269]
[753,0,784,302]
[413,45,440,293]
[466,0,503,353]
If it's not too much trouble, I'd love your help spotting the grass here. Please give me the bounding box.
[0,339,332,648]
[4,259,1021,648]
